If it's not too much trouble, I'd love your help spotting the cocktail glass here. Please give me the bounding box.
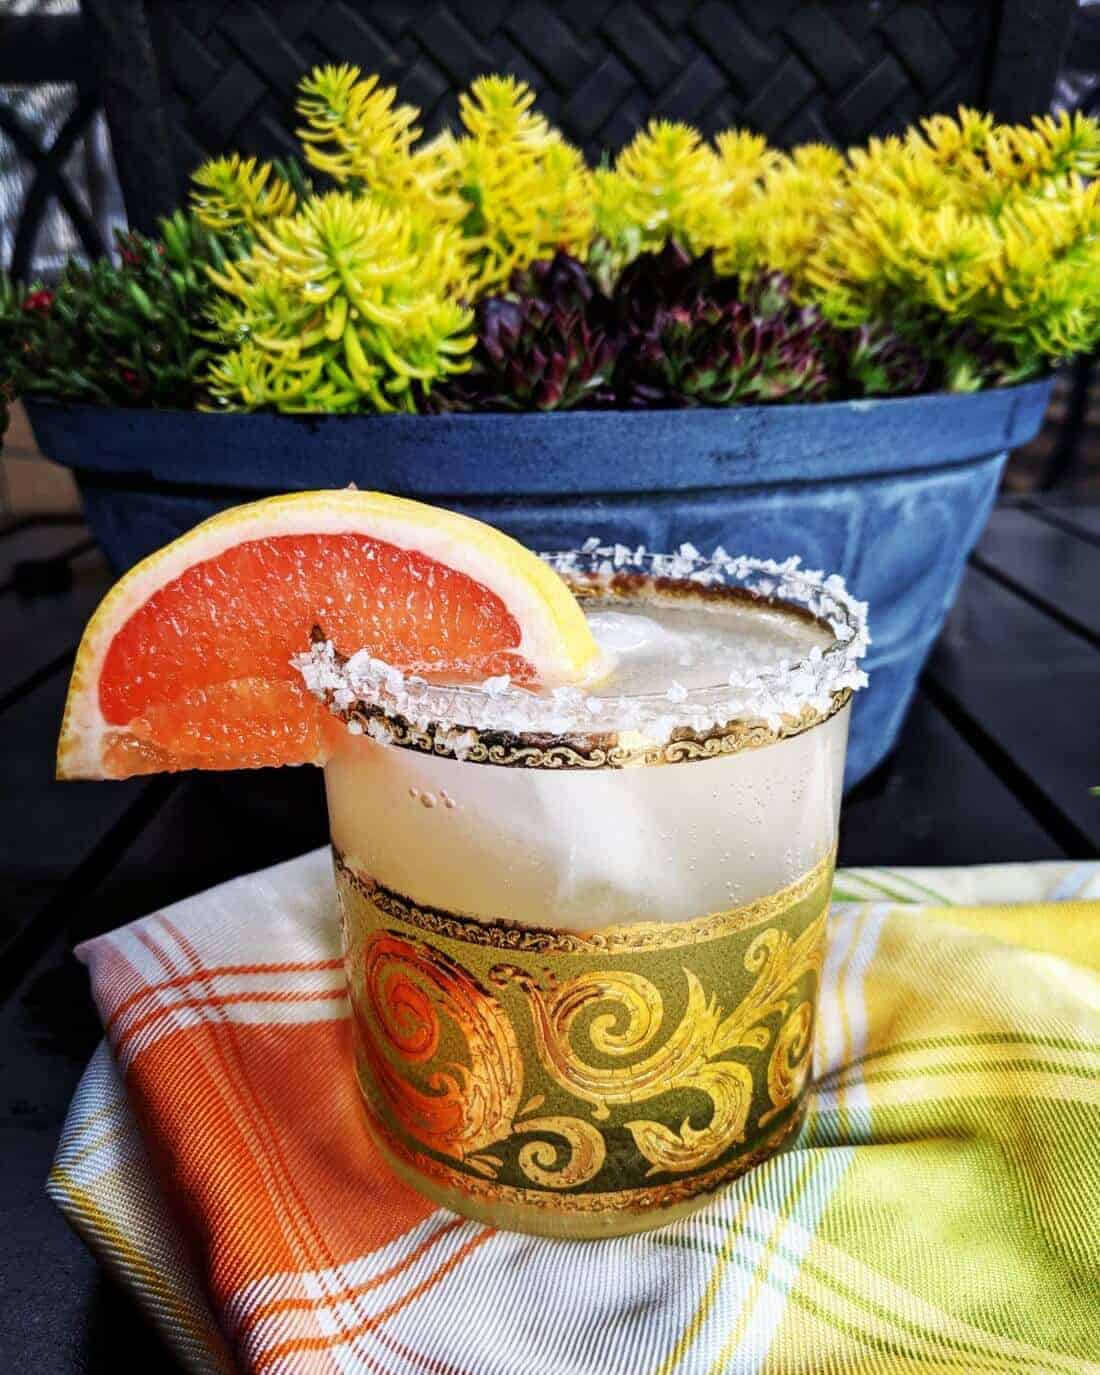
[313,547,869,1238]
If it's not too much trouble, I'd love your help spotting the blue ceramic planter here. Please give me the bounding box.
[27,381,1052,788]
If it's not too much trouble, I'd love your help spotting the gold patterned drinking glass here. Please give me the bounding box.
[318,549,869,1237]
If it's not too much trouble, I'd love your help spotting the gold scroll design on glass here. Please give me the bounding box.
[358,931,606,1189]
[353,906,825,1194]
[369,1097,808,1219]
[495,907,826,1179]
[343,689,850,771]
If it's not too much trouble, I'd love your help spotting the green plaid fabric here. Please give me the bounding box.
[50,855,1100,1374]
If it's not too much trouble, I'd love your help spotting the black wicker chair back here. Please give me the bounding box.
[82,0,1076,235]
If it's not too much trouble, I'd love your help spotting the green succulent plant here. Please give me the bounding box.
[1,211,230,407]
[0,274,25,445]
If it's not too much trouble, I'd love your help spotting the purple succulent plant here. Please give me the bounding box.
[838,322,932,398]
[611,259,831,408]
[441,240,954,413]
[440,251,617,412]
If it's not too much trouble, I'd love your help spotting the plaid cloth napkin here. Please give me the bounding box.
[50,851,1100,1375]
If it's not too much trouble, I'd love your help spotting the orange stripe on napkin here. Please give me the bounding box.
[107,915,434,1335]
[113,987,347,1060]
[252,1228,492,1372]
[237,1216,467,1336]
[105,957,343,1036]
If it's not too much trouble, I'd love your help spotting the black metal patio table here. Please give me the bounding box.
[3,494,1098,1368]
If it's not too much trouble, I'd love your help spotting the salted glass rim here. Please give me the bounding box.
[294,544,871,743]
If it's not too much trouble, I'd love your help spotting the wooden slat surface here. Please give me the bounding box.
[1024,497,1100,542]
[0,668,153,974]
[46,769,329,942]
[926,561,1100,856]
[1,772,326,1371]
[1,868,172,1372]
[975,505,1100,642]
[838,690,1064,866]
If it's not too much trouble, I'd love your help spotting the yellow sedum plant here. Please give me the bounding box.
[594,107,1100,381]
[597,120,729,259]
[205,192,473,413]
[191,155,298,234]
[191,66,595,409]
[189,68,1100,409]
[294,66,592,294]
[806,110,1100,373]
[713,143,847,284]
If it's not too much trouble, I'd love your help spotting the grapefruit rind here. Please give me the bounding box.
[57,490,599,779]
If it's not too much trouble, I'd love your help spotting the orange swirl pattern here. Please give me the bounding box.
[358,932,523,1163]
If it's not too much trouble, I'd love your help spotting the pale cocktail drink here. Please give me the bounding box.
[301,548,868,1237]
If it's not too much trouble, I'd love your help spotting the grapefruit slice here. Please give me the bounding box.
[58,490,599,780]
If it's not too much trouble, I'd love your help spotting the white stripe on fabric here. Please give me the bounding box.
[109,964,346,1032]
[654,1155,821,1375]
[113,994,348,1072]
[384,1210,718,1375]
[738,1147,856,1373]
[379,1221,703,1375]
[224,1212,464,1357]
[366,1156,812,1375]
[54,1110,148,1191]
[1051,864,1099,900]
[107,962,347,1069]
[305,1217,484,1375]
[91,926,183,1009]
[815,903,862,1080]
[812,903,888,1131]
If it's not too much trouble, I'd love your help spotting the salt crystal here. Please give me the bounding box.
[366,718,392,745]
[345,649,375,679]
[442,728,478,760]
[291,547,869,744]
